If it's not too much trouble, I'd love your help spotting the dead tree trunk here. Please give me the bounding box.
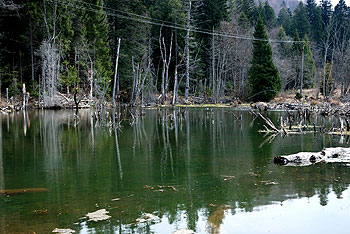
[274,147,350,166]
[212,27,216,103]
[88,53,94,103]
[184,0,191,102]
[300,44,304,97]
[112,38,121,108]
[172,65,179,105]
[41,1,60,108]
[159,30,173,104]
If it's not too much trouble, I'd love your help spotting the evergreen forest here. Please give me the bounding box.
[1,0,350,106]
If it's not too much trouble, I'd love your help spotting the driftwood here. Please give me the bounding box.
[0,187,49,195]
[85,209,111,222]
[274,147,350,166]
[52,228,75,234]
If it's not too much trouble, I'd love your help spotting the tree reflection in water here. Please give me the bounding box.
[0,109,350,233]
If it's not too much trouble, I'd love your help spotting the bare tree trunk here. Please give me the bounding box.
[88,54,94,103]
[300,44,304,97]
[30,23,35,87]
[184,0,191,102]
[22,83,26,109]
[6,88,8,108]
[212,27,216,103]
[161,59,166,104]
[112,38,121,108]
[19,51,22,84]
[164,36,173,102]
[0,114,3,192]
[159,30,173,104]
[0,73,2,103]
[172,65,179,105]
[318,25,332,100]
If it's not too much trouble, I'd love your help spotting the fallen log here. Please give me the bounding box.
[274,147,350,166]
[0,188,49,195]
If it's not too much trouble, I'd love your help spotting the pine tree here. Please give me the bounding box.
[305,0,323,41]
[277,7,293,36]
[302,35,316,88]
[277,26,290,57]
[334,0,347,24]
[333,0,348,42]
[236,0,257,25]
[263,1,276,28]
[293,2,311,38]
[320,0,332,29]
[248,17,281,102]
[87,0,112,92]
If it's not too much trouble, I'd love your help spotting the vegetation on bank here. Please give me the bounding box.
[1,0,350,108]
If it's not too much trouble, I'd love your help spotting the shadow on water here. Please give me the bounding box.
[0,108,350,233]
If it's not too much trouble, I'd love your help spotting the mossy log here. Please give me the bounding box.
[274,147,350,166]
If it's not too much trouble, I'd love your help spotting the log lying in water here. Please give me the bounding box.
[274,147,350,166]
[0,188,49,195]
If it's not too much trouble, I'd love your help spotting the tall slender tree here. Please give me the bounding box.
[248,17,281,101]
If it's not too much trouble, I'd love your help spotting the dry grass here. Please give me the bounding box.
[272,88,343,105]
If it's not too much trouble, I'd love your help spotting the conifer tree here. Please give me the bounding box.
[277,7,293,36]
[306,0,322,41]
[320,0,332,29]
[87,0,112,92]
[293,2,311,38]
[333,0,348,42]
[302,35,316,88]
[236,0,257,24]
[248,17,281,101]
[277,26,290,56]
[263,1,276,28]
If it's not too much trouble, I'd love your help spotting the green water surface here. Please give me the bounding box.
[0,108,350,234]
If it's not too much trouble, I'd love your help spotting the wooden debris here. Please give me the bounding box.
[274,147,350,166]
[257,113,279,132]
[154,189,165,192]
[111,198,120,201]
[248,172,258,177]
[85,209,111,222]
[261,181,278,185]
[32,209,48,214]
[0,188,49,195]
[52,228,75,234]
[172,229,195,234]
[221,175,235,181]
[136,213,159,223]
[220,175,235,178]
[157,185,178,192]
[144,185,154,190]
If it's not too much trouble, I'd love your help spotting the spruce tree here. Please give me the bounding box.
[302,35,316,88]
[334,0,348,42]
[293,2,311,38]
[248,17,281,102]
[87,0,112,91]
[277,7,293,36]
[306,0,323,41]
[263,1,276,29]
[321,0,332,29]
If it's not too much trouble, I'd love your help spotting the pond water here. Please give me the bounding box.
[1,108,350,234]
